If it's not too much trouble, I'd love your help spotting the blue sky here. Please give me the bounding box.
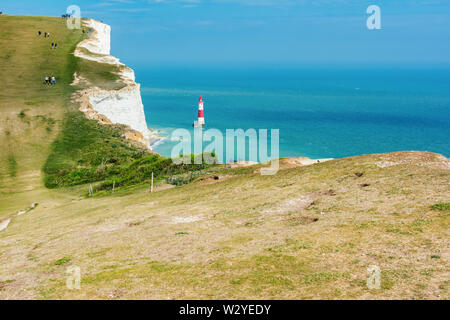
[2,0,450,67]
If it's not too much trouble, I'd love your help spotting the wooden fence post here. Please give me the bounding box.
[151,172,154,193]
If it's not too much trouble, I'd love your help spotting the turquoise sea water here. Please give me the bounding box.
[136,66,450,160]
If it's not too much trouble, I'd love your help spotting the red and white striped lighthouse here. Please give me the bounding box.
[194,96,205,127]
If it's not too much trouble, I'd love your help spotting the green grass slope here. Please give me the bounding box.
[0,15,84,217]
[0,15,157,214]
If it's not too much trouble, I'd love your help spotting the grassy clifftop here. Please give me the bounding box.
[0,15,84,216]
[0,15,158,204]
[0,15,448,300]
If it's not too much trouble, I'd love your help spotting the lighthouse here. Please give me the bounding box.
[193,96,205,127]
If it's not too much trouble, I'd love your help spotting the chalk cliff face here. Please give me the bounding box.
[74,19,155,148]
[78,19,111,55]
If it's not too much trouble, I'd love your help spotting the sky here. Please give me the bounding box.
[2,0,450,67]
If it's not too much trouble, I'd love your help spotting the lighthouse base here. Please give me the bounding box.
[193,121,205,128]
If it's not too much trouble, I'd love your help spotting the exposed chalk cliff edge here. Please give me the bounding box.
[72,19,162,149]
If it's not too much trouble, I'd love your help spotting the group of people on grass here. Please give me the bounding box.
[44,76,56,86]
[38,31,59,48]
[38,30,58,86]
[38,30,51,38]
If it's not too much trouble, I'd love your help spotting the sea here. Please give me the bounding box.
[135,65,450,161]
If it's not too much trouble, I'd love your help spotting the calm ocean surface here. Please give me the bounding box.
[135,66,450,160]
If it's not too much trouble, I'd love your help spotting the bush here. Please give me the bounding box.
[55,256,72,266]
[431,202,450,211]
[97,152,217,192]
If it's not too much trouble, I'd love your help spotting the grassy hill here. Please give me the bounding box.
[0,15,83,219]
[0,15,448,300]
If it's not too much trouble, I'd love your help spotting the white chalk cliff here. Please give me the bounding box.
[73,19,158,148]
